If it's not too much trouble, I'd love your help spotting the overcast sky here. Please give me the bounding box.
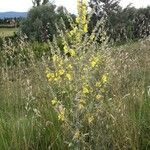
[0,0,150,13]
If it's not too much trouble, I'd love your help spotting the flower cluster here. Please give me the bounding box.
[45,0,109,148]
[67,0,88,45]
[76,0,88,33]
[46,50,108,148]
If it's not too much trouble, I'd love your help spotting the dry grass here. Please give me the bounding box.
[0,28,17,37]
[0,37,150,149]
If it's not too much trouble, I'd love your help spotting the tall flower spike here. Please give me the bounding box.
[66,0,88,45]
[76,0,88,34]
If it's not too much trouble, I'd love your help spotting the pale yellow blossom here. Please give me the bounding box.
[58,69,65,75]
[70,49,76,57]
[88,116,94,124]
[64,45,69,53]
[51,98,58,106]
[58,107,66,121]
[73,129,80,140]
[82,86,89,94]
[101,73,108,84]
[96,94,102,100]
[46,72,55,79]
[66,73,72,81]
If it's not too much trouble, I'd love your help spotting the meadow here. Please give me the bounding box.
[0,28,17,37]
[0,33,150,150]
[0,1,150,150]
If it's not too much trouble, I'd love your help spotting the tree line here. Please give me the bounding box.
[89,0,150,42]
[0,18,22,27]
[1,0,150,43]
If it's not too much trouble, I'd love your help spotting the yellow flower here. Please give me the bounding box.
[58,107,66,121]
[58,59,63,67]
[78,103,84,110]
[46,72,55,79]
[82,86,89,94]
[69,27,78,36]
[80,99,86,104]
[90,57,99,68]
[76,17,80,24]
[91,61,97,68]
[52,54,58,62]
[51,98,58,106]
[73,129,80,140]
[64,45,69,54]
[66,73,72,81]
[70,30,74,36]
[78,99,86,110]
[90,34,95,40]
[83,65,88,71]
[46,73,51,79]
[58,69,65,75]
[101,73,108,84]
[96,81,101,87]
[54,76,61,82]
[70,49,76,57]
[88,116,94,124]
[76,0,88,34]
[67,64,73,69]
[96,94,102,100]
[83,24,88,33]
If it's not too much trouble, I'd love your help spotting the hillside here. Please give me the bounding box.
[0,11,27,18]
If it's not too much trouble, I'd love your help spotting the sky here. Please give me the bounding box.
[0,0,150,13]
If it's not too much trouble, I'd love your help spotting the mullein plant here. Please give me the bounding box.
[45,0,109,148]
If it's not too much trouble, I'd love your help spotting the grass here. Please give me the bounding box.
[0,36,150,149]
[0,2,149,148]
[0,28,17,37]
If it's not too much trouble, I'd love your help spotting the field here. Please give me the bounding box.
[0,28,17,37]
[0,35,150,149]
[0,1,150,149]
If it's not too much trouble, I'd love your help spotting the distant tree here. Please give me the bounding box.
[88,0,121,42]
[42,0,49,5]
[89,0,120,17]
[20,4,57,41]
[32,0,41,6]
[134,6,150,38]
[32,0,49,7]
[88,0,150,42]
[88,0,120,33]
[20,3,75,42]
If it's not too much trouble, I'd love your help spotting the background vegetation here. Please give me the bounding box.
[0,0,150,149]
